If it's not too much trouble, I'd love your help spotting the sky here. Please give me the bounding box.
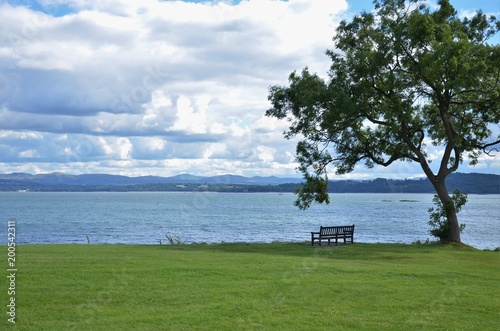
[0,0,499,180]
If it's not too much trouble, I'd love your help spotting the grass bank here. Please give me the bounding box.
[3,243,499,330]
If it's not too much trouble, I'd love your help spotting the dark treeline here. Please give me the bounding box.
[1,173,498,194]
[327,173,500,194]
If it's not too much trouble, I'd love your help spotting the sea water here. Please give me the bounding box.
[1,192,498,249]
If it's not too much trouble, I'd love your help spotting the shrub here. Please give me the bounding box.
[428,190,467,241]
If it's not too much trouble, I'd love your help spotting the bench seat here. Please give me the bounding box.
[311,225,354,246]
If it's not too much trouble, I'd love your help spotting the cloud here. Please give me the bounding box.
[1,0,498,178]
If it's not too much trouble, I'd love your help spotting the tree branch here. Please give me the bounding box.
[476,139,500,155]
[400,121,436,183]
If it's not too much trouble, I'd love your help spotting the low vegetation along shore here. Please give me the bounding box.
[5,243,500,330]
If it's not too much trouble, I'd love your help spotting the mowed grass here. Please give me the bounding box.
[4,242,499,330]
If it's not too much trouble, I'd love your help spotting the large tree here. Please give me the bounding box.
[266,0,500,242]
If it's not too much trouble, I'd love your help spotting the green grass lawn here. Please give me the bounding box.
[3,242,499,330]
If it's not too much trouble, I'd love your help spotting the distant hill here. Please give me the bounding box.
[0,172,498,194]
[0,172,302,186]
[327,173,500,194]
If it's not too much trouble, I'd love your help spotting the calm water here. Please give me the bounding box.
[1,192,499,249]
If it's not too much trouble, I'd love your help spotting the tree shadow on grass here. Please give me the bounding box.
[159,241,429,261]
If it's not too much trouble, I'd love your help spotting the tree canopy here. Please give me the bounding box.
[266,0,500,242]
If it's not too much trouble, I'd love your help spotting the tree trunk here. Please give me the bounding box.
[445,206,461,242]
[434,177,461,243]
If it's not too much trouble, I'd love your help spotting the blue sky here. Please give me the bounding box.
[0,0,499,179]
[9,0,500,16]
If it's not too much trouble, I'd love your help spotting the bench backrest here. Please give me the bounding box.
[320,225,354,236]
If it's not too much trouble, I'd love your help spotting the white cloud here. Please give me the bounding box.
[209,122,227,135]
[18,149,40,158]
[0,0,497,179]
[171,95,209,134]
[255,145,275,164]
[98,137,133,160]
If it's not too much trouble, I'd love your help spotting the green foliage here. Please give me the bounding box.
[293,171,329,210]
[428,190,467,240]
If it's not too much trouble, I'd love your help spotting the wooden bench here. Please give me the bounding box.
[311,225,355,246]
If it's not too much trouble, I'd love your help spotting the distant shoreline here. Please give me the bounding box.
[4,241,496,250]
[1,172,498,194]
